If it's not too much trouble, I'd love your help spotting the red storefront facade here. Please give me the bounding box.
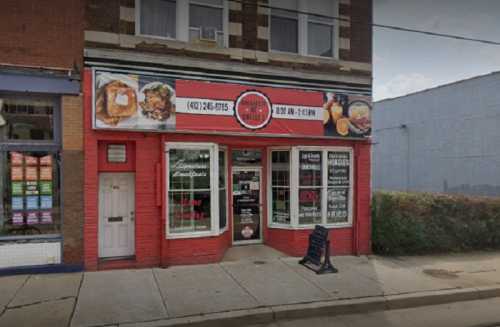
[82,66,372,271]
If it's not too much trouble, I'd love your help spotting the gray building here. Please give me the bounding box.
[373,71,500,196]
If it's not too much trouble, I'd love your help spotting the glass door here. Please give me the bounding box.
[232,168,262,244]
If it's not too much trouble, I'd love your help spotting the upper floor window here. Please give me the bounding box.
[189,0,224,47]
[138,0,227,48]
[270,0,337,58]
[139,0,177,39]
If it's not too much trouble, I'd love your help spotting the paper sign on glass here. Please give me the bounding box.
[10,152,23,166]
[12,212,24,225]
[39,155,52,166]
[40,196,52,209]
[39,181,52,195]
[25,156,38,166]
[26,196,39,210]
[25,181,39,195]
[11,167,23,181]
[40,211,53,224]
[26,211,39,225]
[11,182,23,196]
[39,166,52,180]
[25,167,38,181]
[12,197,23,210]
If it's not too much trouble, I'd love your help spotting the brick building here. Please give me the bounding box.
[0,0,84,271]
[83,0,373,270]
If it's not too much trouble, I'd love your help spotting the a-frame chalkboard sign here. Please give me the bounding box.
[299,225,338,274]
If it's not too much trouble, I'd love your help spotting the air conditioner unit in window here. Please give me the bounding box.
[200,27,217,42]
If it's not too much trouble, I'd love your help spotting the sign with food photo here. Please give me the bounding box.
[94,72,176,130]
[93,69,371,138]
[323,93,371,138]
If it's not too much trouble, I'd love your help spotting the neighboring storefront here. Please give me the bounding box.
[0,69,81,271]
[83,65,372,270]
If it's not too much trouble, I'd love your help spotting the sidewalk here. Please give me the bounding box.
[1,246,500,327]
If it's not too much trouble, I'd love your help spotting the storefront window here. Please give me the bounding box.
[0,95,61,240]
[298,150,322,225]
[269,147,353,229]
[0,151,60,237]
[0,98,54,141]
[168,148,212,233]
[219,149,227,230]
[271,150,290,224]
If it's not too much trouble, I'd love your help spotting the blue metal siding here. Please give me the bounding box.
[373,72,500,196]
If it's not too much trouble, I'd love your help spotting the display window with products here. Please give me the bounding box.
[0,95,61,240]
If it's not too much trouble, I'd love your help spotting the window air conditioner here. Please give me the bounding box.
[200,27,217,42]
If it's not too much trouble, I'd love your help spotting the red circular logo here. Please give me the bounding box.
[234,91,272,130]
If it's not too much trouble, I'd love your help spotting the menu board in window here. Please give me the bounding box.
[299,151,322,186]
[328,152,350,187]
[327,152,350,224]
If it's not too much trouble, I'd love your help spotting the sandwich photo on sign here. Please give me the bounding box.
[94,72,176,130]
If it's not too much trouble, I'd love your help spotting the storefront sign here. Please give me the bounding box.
[234,91,272,129]
[93,70,371,138]
[94,72,176,130]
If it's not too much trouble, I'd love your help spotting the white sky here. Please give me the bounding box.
[373,0,500,101]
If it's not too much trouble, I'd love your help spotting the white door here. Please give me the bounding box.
[99,173,135,258]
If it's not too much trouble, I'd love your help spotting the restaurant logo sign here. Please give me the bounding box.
[234,91,272,130]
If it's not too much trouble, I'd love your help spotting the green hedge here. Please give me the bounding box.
[372,191,500,255]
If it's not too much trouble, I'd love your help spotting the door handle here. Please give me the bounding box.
[130,211,135,222]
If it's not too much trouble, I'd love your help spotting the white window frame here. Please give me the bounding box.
[268,146,353,230]
[269,0,339,59]
[135,0,229,47]
[267,147,292,228]
[218,146,228,233]
[165,142,221,239]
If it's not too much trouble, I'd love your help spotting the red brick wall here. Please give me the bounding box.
[0,0,83,70]
[83,68,371,269]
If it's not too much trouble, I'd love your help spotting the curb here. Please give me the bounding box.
[121,285,500,327]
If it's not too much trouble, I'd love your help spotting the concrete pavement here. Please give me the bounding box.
[1,246,500,327]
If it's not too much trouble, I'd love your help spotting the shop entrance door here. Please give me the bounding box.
[98,173,135,258]
[232,167,262,244]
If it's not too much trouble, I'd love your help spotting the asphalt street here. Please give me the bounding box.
[249,297,500,327]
